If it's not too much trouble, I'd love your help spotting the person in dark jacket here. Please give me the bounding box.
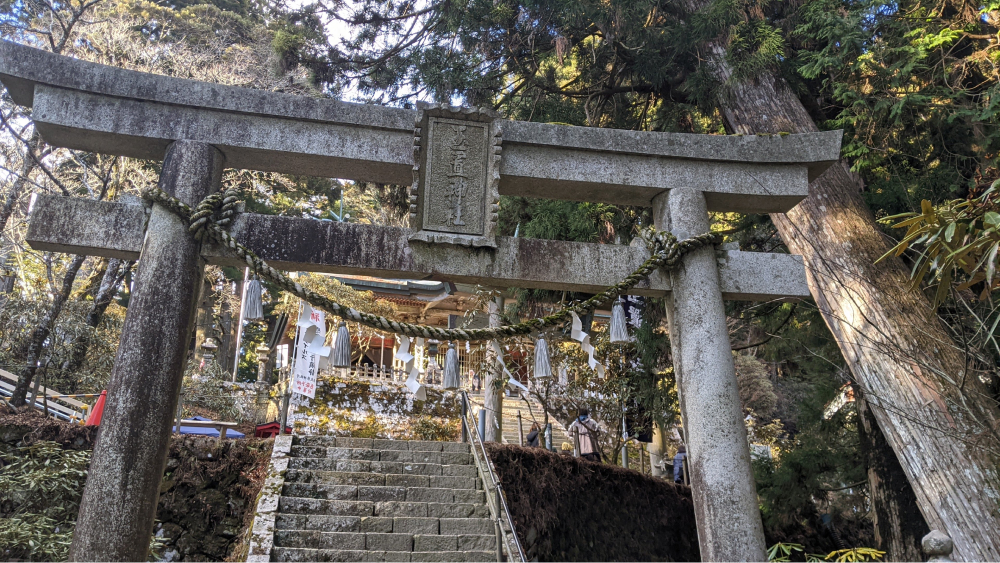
[673,444,687,484]
[526,422,541,447]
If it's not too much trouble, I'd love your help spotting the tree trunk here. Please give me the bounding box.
[10,253,87,406]
[712,65,1000,559]
[62,258,128,376]
[854,383,929,560]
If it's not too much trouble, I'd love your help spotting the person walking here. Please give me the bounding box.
[673,444,687,484]
[526,422,541,447]
[568,408,601,462]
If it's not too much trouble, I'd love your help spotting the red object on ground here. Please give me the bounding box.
[85,390,107,426]
[255,421,291,438]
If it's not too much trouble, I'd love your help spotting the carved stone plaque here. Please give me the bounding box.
[410,103,500,248]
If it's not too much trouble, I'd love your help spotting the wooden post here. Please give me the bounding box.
[655,188,767,561]
[517,410,524,446]
[174,390,183,435]
[69,141,223,562]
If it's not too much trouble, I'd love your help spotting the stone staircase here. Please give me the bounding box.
[266,436,498,562]
[469,392,569,446]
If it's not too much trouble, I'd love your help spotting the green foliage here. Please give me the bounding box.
[768,542,805,562]
[768,543,885,562]
[182,360,246,422]
[880,186,1000,307]
[753,379,866,534]
[791,0,1000,217]
[0,442,89,561]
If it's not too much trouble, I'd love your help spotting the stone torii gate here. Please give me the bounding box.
[0,40,839,562]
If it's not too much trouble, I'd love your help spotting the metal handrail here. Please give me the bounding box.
[460,391,527,563]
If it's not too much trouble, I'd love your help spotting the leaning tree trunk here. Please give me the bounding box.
[10,253,87,406]
[710,62,1000,558]
[854,383,929,560]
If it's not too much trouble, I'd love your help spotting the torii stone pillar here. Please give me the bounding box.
[656,188,767,561]
[483,296,503,442]
[69,141,223,562]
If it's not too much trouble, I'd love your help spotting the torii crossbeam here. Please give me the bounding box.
[0,40,840,562]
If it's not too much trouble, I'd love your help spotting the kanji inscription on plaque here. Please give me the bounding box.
[409,103,501,248]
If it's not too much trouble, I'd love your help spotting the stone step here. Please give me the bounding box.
[285,469,481,491]
[290,446,473,466]
[275,514,492,535]
[283,483,486,504]
[296,436,470,453]
[271,547,494,562]
[287,457,478,477]
[273,530,496,551]
[278,497,490,519]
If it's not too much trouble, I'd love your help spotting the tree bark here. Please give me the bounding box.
[9,253,87,406]
[854,384,929,561]
[61,258,128,376]
[712,64,1000,559]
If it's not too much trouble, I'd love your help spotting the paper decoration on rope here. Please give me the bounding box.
[395,335,425,399]
[570,312,606,378]
[405,366,426,400]
[395,336,414,363]
[533,336,552,379]
[442,342,460,390]
[489,341,530,393]
[332,321,351,368]
[609,298,629,343]
[243,277,263,320]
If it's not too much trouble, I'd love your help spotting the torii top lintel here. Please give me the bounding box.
[0,40,841,216]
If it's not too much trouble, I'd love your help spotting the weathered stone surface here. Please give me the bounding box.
[392,517,439,535]
[359,517,394,533]
[0,40,840,213]
[286,470,386,486]
[413,534,457,552]
[440,464,476,477]
[274,530,366,550]
[365,533,413,552]
[278,498,375,516]
[69,141,223,562]
[657,188,767,561]
[282,483,359,501]
[275,514,364,532]
[410,104,500,248]
[405,487,455,503]
[456,534,496,551]
[26,195,809,300]
[385,474,430,488]
[357,486,407,502]
[374,501,428,518]
[428,475,476,490]
[438,518,493,536]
